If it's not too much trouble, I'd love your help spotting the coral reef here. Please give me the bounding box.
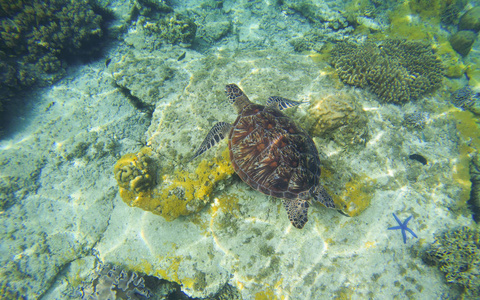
[110,50,175,106]
[0,0,107,112]
[114,147,234,221]
[466,62,480,89]
[423,227,480,298]
[330,39,443,104]
[376,1,465,79]
[197,21,231,44]
[81,263,153,299]
[279,0,353,43]
[305,90,368,147]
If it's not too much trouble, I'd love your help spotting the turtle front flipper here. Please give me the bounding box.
[282,199,309,229]
[266,96,304,111]
[191,122,232,161]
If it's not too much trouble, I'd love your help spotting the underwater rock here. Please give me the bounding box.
[423,227,480,299]
[289,29,326,52]
[306,90,368,147]
[449,30,477,56]
[284,1,348,30]
[145,13,197,46]
[131,0,173,18]
[458,7,480,33]
[198,21,231,44]
[110,50,177,106]
[330,39,443,104]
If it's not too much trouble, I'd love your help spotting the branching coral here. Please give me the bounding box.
[330,39,443,104]
[423,227,480,298]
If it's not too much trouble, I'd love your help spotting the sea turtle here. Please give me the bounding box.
[191,84,336,229]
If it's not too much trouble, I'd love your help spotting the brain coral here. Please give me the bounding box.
[330,39,443,104]
[306,90,368,147]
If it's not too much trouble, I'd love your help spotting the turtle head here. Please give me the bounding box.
[225,84,251,113]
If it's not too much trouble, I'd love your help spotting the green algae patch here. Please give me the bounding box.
[450,109,480,207]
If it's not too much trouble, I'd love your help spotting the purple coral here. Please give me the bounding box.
[81,264,153,300]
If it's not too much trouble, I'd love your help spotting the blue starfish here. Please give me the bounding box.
[388,213,418,244]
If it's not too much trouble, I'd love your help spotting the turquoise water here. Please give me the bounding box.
[1,0,480,299]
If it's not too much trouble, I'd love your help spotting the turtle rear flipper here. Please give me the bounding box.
[282,199,309,229]
[190,122,232,161]
[267,96,304,111]
[312,185,335,209]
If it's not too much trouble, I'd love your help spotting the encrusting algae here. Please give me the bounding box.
[114,147,234,221]
[333,175,375,217]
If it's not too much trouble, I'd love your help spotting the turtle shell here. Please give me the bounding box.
[228,103,321,200]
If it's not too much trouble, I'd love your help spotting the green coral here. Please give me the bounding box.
[330,39,443,104]
[423,227,480,298]
[0,0,108,108]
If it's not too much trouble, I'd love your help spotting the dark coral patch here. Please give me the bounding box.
[0,0,111,129]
